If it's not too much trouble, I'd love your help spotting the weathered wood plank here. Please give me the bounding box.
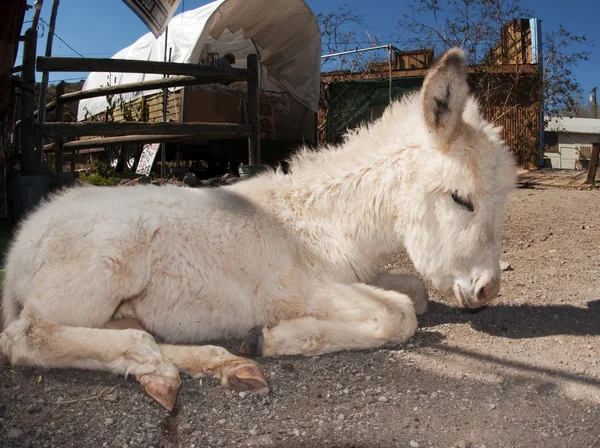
[43,130,250,151]
[246,54,260,165]
[20,28,37,174]
[59,75,229,103]
[585,142,600,185]
[37,57,247,80]
[54,81,65,173]
[41,121,251,139]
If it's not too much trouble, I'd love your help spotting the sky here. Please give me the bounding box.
[16,0,600,105]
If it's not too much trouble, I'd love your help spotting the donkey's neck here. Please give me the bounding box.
[278,139,416,281]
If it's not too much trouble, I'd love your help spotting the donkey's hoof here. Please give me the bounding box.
[139,374,182,412]
[224,362,269,394]
[239,326,264,356]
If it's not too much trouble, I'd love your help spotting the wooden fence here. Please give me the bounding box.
[17,28,261,176]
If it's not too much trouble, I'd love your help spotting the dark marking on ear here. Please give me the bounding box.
[433,85,452,127]
[443,52,466,70]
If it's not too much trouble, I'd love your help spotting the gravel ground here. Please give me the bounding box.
[1,186,599,448]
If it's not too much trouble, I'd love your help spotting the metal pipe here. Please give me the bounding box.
[321,44,401,59]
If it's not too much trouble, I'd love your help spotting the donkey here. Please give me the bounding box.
[0,48,516,411]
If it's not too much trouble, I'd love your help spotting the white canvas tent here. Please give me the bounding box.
[77,0,321,121]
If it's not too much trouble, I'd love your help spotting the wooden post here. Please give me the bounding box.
[38,0,61,166]
[54,81,65,173]
[246,53,260,165]
[584,141,599,185]
[20,28,37,175]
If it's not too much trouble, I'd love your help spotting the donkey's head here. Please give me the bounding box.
[401,48,516,309]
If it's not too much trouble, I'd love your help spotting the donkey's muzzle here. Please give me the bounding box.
[454,274,500,309]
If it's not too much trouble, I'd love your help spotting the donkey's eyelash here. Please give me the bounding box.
[451,192,474,212]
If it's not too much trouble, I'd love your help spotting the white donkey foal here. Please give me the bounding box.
[0,48,516,411]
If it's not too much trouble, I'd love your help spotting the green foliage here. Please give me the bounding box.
[79,160,116,186]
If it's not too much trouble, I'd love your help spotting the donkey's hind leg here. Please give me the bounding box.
[0,312,182,411]
[240,282,418,357]
[370,273,429,315]
[106,314,268,393]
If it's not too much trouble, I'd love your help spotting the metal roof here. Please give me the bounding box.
[545,116,600,135]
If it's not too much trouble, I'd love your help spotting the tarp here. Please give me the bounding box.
[324,77,424,144]
[77,0,321,121]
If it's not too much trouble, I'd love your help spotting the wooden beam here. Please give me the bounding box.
[41,121,252,139]
[584,141,599,185]
[37,56,247,80]
[246,54,260,165]
[54,81,65,173]
[43,130,250,151]
[59,75,237,104]
[20,28,37,175]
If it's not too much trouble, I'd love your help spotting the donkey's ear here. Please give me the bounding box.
[421,47,469,146]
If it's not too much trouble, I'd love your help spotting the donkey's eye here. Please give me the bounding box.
[451,192,474,212]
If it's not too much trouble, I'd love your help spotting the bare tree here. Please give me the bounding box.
[397,0,593,117]
[318,4,384,72]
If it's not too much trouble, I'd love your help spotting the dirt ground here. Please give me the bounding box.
[1,185,599,448]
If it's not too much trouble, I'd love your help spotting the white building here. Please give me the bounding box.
[544,117,600,169]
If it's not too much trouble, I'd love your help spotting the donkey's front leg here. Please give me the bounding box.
[370,273,429,315]
[240,282,418,357]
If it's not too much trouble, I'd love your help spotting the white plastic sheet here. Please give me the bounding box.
[77,0,321,121]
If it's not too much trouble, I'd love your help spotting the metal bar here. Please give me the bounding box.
[321,44,402,59]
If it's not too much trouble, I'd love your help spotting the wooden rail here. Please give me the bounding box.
[44,132,243,151]
[23,53,262,175]
[37,56,248,80]
[60,75,227,103]
[41,122,252,139]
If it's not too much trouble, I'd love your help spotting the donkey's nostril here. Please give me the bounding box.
[475,285,487,302]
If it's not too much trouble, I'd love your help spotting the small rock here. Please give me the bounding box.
[249,429,258,436]
[183,173,199,187]
[239,391,248,398]
[281,362,295,372]
[104,418,114,426]
[26,405,42,414]
[336,383,343,390]
[103,392,119,403]
[410,440,419,448]
[244,435,274,447]
[293,429,300,437]
[218,419,226,425]
[378,396,388,403]
[7,428,24,439]
[430,392,438,399]
[488,403,497,410]
[337,413,345,421]
[500,261,512,271]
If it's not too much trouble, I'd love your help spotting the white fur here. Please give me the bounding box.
[0,49,515,391]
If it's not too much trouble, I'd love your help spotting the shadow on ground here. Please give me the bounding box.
[420,299,600,339]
